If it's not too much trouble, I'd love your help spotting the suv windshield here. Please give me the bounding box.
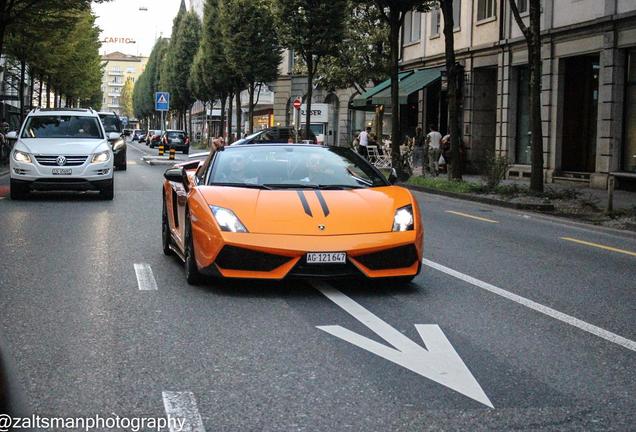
[99,114,121,133]
[21,116,104,139]
[208,145,387,188]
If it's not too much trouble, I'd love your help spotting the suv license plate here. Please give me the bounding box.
[306,252,346,264]
[52,168,72,175]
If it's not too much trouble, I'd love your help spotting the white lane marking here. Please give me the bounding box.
[134,263,158,291]
[423,259,636,352]
[314,283,493,408]
[162,391,205,432]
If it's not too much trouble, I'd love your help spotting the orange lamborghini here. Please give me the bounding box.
[162,144,423,284]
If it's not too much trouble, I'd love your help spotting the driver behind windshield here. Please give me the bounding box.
[217,153,257,184]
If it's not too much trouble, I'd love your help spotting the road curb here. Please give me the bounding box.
[402,184,556,211]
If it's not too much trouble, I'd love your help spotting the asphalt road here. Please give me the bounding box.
[0,140,634,431]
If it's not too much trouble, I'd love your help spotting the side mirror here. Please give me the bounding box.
[387,168,398,185]
[108,132,121,141]
[6,131,17,140]
[164,167,189,192]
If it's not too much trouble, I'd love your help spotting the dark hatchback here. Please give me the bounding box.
[98,112,127,170]
[162,130,190,153]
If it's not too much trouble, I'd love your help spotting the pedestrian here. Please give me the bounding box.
[413,126,426,176]
[426,125,442,176]
[357,127,371,159]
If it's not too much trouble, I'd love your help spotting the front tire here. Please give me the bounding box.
[100,180,114,200]
[185,212,202,285]
[10,179,29,200]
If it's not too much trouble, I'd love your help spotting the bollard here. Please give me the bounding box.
[169,148,176,161]
[158,144,164,156]
[606,175,615,214]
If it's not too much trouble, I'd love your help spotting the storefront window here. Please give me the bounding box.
[624,50,636,173]
[515,66,530,165]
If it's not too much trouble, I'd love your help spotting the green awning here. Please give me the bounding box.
[371,67,443,106]
[351,71,413,110]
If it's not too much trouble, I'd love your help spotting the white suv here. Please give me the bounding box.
[8,108,117,200]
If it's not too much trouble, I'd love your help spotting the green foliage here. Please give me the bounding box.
[407,176,480,193]
[133,38,169,120]
[480,151,511,189]
[120,79,134,118]
[317,3,390,90]
[221,0,280,89]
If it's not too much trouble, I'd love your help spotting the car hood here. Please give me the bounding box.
[198,186,413,235]
[19,139,107,156]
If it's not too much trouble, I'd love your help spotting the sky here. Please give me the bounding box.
[92,0,184,57]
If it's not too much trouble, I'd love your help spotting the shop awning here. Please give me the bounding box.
[371,67,443,107]
[351,71,412,110]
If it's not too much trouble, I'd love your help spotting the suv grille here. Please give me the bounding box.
[36,155,88,166]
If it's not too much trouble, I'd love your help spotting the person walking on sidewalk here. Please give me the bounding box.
[357,127,371,159]
[426,125,442,176]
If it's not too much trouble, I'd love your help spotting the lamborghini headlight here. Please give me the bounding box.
[91,150,111,164]
[392,205,414,232]
[13,150,32,163]
[210,206,248,233]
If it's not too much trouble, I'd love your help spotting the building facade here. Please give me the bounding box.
[101,52,148,116]
[396,0,636,188]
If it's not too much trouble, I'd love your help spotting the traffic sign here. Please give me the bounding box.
[293,98,302,110]
[155,92,170,111]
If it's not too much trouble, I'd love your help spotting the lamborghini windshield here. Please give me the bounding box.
[208,145,388,189]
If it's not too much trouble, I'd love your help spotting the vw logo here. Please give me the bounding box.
[56,156,67,166]
[318,225,326,231]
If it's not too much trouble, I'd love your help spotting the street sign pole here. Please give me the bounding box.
[155,91,170,139]
[293,98,302,142]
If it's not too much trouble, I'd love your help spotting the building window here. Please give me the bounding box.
[477,0,496,21]
[404,10,421,43]
[453,0,461,28]
[517,0,528,13]
[431,8,441,36]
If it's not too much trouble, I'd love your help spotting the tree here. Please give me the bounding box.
[317,3,390,91]
[274,0,347,140]
[0,0,110,61]
[221,0,280,134]
[133,38,169,128]
[510,0,543,193]
[364,0,434,179]
[439,0,462,180]
[120,79,134,118]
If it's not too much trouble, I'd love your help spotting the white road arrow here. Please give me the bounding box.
[314,284,494,408]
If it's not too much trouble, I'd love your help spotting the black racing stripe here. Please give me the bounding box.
[297,191,313,217]
[314,190,330,217]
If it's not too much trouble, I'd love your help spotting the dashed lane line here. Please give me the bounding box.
[561,237,636,258]
[445,210,499,224]
[423,258,636,352]
[162,391,206,432]
[134,263,158,291]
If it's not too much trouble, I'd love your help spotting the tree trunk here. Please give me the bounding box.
[18,59,26,123]
[220,96,226,139]
[441,0,462,180]
[389,12,403,177]
[236,91,242,139]
[248,82,255,135]
[510,0,544,193]
[28,69,35,111]
[227,92,234,143]
[188,105,193,140]
[305,55,314,141]
[46,76,51,108]
[38,75,43,108]
[0,24,5,63]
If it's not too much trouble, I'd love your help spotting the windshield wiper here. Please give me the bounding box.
[262,184,320,189]
[210,182,272,190]
[316,184,361,190]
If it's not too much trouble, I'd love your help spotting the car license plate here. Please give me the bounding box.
[306,252,346,264]
[52,168,72,175]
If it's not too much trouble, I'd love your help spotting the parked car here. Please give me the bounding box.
[162,129,190,154]
[98,111,127,171]
[233,127,318,145]
[132,129,143,141]
[148,130,163,148]
[9,108,116,200]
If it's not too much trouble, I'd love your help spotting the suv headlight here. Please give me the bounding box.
[13,150,32,163]
[210,206,248,233]
[392,205,414,232]
[91,150,111,164]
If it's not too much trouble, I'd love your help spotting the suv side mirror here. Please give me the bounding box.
[108,132,121,141]
[5,131,17,140]
[164,167,189,192]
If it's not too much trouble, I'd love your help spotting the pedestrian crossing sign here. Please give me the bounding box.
[155,92,170,111]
